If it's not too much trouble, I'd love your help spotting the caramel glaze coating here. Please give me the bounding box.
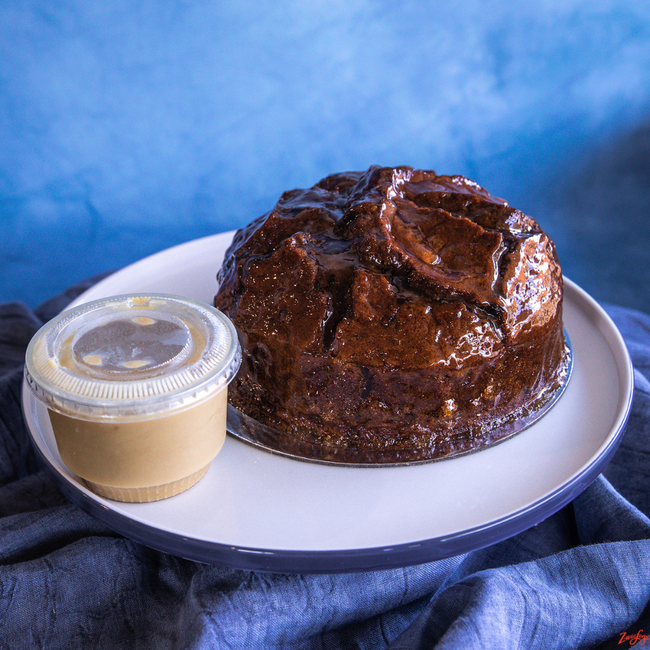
[215,166,570,463]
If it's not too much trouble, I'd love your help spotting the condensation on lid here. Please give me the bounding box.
[24,294,242,419]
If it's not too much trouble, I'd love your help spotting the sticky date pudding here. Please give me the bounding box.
[215,166,570,463]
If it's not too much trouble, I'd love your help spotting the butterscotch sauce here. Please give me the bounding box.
[25,294,241,501]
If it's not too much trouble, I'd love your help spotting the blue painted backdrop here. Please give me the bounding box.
[2,1,650,312]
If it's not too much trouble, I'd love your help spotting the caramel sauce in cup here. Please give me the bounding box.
[25,294,241,502]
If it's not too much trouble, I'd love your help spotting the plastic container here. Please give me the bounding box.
[24,294,241,502]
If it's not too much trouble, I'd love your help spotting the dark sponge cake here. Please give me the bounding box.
[215,166,570,463]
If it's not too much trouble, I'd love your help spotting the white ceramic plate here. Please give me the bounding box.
[22,232,634,573]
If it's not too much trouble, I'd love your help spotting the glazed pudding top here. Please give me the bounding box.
[216,165,563,372]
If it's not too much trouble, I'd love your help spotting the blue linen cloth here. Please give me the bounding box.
[1,282,649,649]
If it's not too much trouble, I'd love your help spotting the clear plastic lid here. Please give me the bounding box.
[25,294,242,419]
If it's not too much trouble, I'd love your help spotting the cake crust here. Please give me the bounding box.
[215,166,570,463]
